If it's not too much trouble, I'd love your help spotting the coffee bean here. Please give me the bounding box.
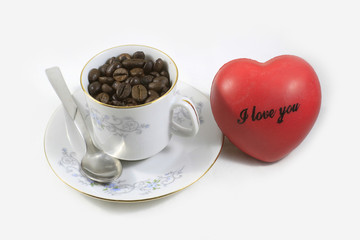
[88,81,101,96]
[117,53,131,62]
[133,51,145,59]
[153,58,164,72]
[145,90,160,103]
[113,68,129,82]
[116,82,132,100]
[130,68,144,77]
[124,98,138,106]
[99,76,114,84]
[106,57,117,64]
[95,92,110,104]
[114,62,122,69]
[99,64,109,76]
[106,62,118,77]
[101,83,113,94]
[122,59,145,69]
[111,93,119,101]
[148,81,165,92]
[140,75,154,85]
[161,86,170,96]
[160,70,169,78]
[88,68,100,83]
[111,100,125,106]
[112,81,122,90]
[148,89,160,98]
[149,71,160,77]
[143,60,153,74]
[129,76,141,86]
[153,76,170,87]
[132,84,148,102]
[145,95,159,103]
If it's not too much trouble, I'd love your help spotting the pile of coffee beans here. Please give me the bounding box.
[87,51,171,106]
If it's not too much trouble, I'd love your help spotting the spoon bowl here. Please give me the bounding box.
[80,149,122,183]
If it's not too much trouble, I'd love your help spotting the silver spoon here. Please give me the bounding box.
[46,67,122,183]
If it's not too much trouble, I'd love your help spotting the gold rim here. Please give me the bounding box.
[80,44,179,109]
[44,83,224,203]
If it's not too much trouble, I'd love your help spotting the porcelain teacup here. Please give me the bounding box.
[80,45,200,160]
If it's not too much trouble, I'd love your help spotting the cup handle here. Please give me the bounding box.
[170,96,200,137]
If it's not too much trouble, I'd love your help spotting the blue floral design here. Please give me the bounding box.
[59,148,184,196]
[89,108,150,137]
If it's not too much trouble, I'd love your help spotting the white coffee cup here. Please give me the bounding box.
[80,45,200,160]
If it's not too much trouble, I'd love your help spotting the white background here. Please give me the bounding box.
[1,0,359,239]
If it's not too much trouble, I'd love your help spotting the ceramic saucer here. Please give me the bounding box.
[44,82,224,202]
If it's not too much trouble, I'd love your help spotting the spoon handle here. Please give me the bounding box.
[46,67,78,118]
[46,67,93,147]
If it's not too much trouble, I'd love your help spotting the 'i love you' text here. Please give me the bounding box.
[237,103,300,124]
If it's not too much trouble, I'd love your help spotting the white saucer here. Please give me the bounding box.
[44,82,224,202]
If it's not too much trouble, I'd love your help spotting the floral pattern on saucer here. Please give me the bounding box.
[60,148,184,196]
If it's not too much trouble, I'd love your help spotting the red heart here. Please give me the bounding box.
[210,55,321,162]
